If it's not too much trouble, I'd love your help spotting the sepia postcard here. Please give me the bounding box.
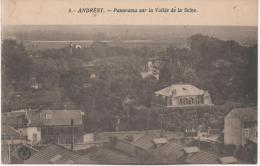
[1,0,258,164]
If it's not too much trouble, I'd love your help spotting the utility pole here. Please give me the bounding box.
[170,50,174,83]
[160,113,164,137]
[70,119,74,151]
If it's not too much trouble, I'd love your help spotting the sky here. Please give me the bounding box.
[2,0,258,26]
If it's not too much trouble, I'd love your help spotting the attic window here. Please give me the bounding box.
[49,154,62,163]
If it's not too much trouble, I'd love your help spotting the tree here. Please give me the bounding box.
[2,39,32,90]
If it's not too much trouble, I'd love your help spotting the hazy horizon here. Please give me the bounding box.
[2,25,257,49]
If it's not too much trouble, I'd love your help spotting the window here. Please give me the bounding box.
[245,128,250,138]
[180,98,183,105]
[185,98,189,105]
[188,98,192,105]
[191,98,194,104]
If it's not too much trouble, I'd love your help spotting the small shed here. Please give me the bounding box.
[183,146,200,154]
[152,138,168,146]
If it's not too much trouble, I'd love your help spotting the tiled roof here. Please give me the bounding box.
[24,144,95,164]
[88,147,140,164]
[2,113,27,129]
[155,84,205,97]
[152,141,184,159]
[184,150,220,164]
[2,125,25,140]
[73,154,97,164]
[27,110,83,127]
[96,130,145,143]
[226,107,257,122]
[133,133,160,150]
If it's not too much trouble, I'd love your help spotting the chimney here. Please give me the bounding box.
[71,119,74,151]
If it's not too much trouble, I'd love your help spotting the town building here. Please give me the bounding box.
[141,57,164,80]
[224,107,257,146]
[3,109,84,145]
[154,84,213,108]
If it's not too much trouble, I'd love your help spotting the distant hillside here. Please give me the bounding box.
[3,25,257,47]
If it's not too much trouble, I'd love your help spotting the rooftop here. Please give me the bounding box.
[24,144,95,164]
[152,141,184,159]
[183,146,200,154]
[2,114,27,129]
[132,133,160,150]
[87,146,140,164]
[152,138,168,145]
[95,130,177,143]
[26,110,84,127]
[155,84,205,97]
[2,125,25,140]
[219,156,238,164]
[225,107,257,122]
[184,150,220,164]
[96,130,145,143]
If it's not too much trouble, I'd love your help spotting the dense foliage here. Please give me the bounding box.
[2,34,257,132]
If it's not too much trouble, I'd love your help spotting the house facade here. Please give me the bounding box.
[224,107,257,146]
[154,84,213,108]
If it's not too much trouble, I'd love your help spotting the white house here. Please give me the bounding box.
[224,107,257,146]
[154,84,213,108]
